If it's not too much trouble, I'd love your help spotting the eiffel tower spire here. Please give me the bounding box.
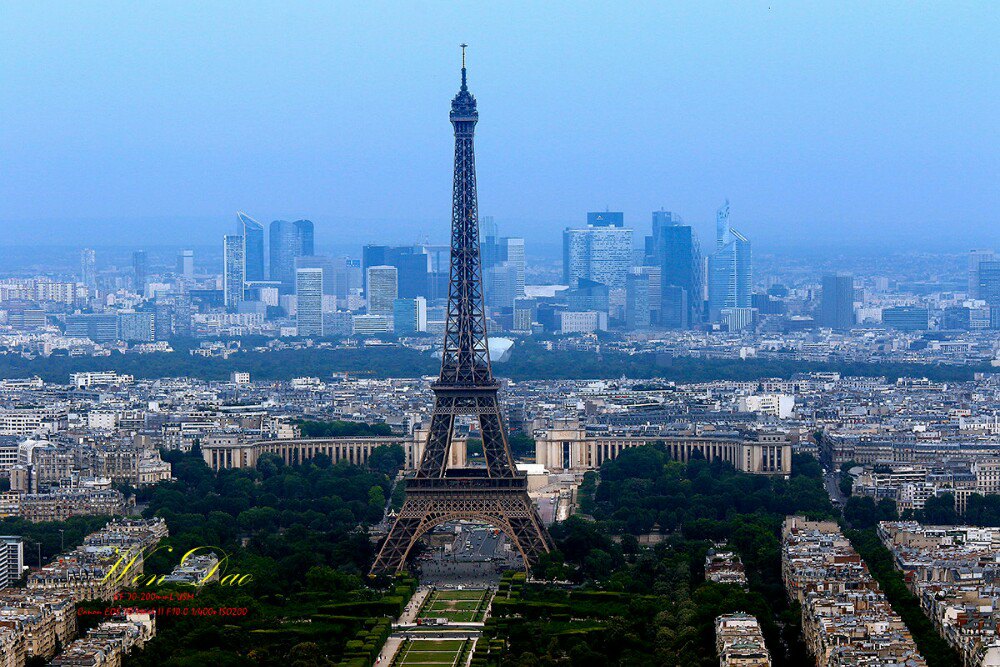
[371,48,552,576]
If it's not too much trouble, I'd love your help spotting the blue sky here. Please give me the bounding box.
[0,2,997,251]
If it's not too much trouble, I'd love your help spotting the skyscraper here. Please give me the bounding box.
[565,278,609,313]
[176,250,194,278]
[336,257,360,300]
[80,249,96,292]
[820,274,855,329]
[563,215,633,290]
[502,237,526,299]
[295,268,324,336]
[649,210,701,326]
[393,297,427,335]
[236,212,266,281]
[480,218,525,309]
[392,248,430,299]
[362,244,388,294]
[969,249,997,299]
[366,265,398,316]
[362,245,430,299]
[223,235,245,311]
[708,201,752,321]
[295,256,337,295]
[625,269,650,330]
[481,215,499,280]
[661,285,690,329]
[270,219,315,293]
[132,251,148,294]
[486,263,519,309]
[977,260,1000,328]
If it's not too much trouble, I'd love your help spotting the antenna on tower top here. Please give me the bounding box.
[459,43,468,90]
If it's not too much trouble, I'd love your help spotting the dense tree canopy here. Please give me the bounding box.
[121,448,401,666]
[0,342,983,383]
[508,449,835,666]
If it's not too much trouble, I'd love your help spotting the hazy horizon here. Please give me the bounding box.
[2,2,997,250]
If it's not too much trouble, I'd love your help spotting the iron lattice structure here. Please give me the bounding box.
[371,50,553,575]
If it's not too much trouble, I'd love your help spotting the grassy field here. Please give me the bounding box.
[395,639,470,666]
[418,589,492,623]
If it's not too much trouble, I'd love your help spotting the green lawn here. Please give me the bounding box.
[396,639,470,666]
[418,589,492,623]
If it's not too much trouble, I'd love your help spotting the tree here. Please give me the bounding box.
[844,496,878,529]
[920,493,959,525]
[366,444,405,477]
[507,434,536,458]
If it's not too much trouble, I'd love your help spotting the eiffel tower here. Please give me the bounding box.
[371,47,553,575]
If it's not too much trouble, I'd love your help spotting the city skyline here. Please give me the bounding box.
[1,6,1000,667]
[2,3,997,250]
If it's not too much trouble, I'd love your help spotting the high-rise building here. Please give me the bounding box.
[641,266,662,321]
[975,258,1000,304]
[65,314,118,342]
[393,297,427,335]
[118,312,155,342]
[708,201,751,321]
[173,296,193,337]
[649,210,701,326]
[362,245,429,299]
[486,263,519,310]
[0,537,23,587]
[942,305,989,331]
[882,306,929,331]
[176,250,194,278]
[513,298,536,332]
[223,235,245,311]
[563,215,633,290]
[236,212,266,281]
[337,257,361,300]
[977,260,1000,328]
[721,307,756,332]
[661,285,690,329]
[502,237,525,299]
[566,278,609,313]
[270,219,314,293]
[362,245,388,294]
[625,269,650,330]
[132,251,148,294]
[295,256,337,295]
[366,265,398,316]
[969,250,997,299]
[393,249,430,299]
[480,218,525,309]
[80,249,97,292]
[481,215,499,280]
[295,268,324,337]
[819,275,855,329]
[154,303,173,340]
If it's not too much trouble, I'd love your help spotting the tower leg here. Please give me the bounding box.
[370,489,552,576]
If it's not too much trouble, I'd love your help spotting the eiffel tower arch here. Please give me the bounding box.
[371,47,552,575]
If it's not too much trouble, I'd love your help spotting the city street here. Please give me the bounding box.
[824,471,847,507]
